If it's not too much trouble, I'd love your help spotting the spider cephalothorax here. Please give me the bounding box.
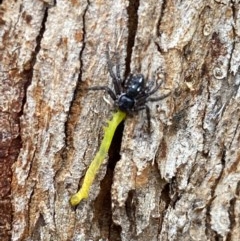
[88,48,171,129]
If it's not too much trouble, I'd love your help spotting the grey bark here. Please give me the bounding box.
[0,0,239,241]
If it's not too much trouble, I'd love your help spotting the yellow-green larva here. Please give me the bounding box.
[70,110,126,206]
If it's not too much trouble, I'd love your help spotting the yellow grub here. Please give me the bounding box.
[70,110,126,206]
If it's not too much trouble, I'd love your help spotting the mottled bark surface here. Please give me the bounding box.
[0,0,239,241]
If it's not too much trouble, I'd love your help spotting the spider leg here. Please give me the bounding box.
[123,74,131,88]
[106,45,122,95]
[135,78,171,104]
[146,79,163,96]
[88,86,117,101]
[145,105,151,131]
[134,79,162,102]
[135,91,171,108]
[134,104,151,131]
[114,51,122,83]
[144,80,155,93]
[147,91,171,102]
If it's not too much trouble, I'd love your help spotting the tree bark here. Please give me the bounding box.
[0,0,239,241]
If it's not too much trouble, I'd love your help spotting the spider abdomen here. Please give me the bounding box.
[126,74,144,97]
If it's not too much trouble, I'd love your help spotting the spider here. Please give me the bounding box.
[88,48,171,130]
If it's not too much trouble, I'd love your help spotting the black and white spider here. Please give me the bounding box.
[88,48,171,129]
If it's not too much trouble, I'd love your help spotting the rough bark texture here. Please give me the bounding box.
[0,0,239,241]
